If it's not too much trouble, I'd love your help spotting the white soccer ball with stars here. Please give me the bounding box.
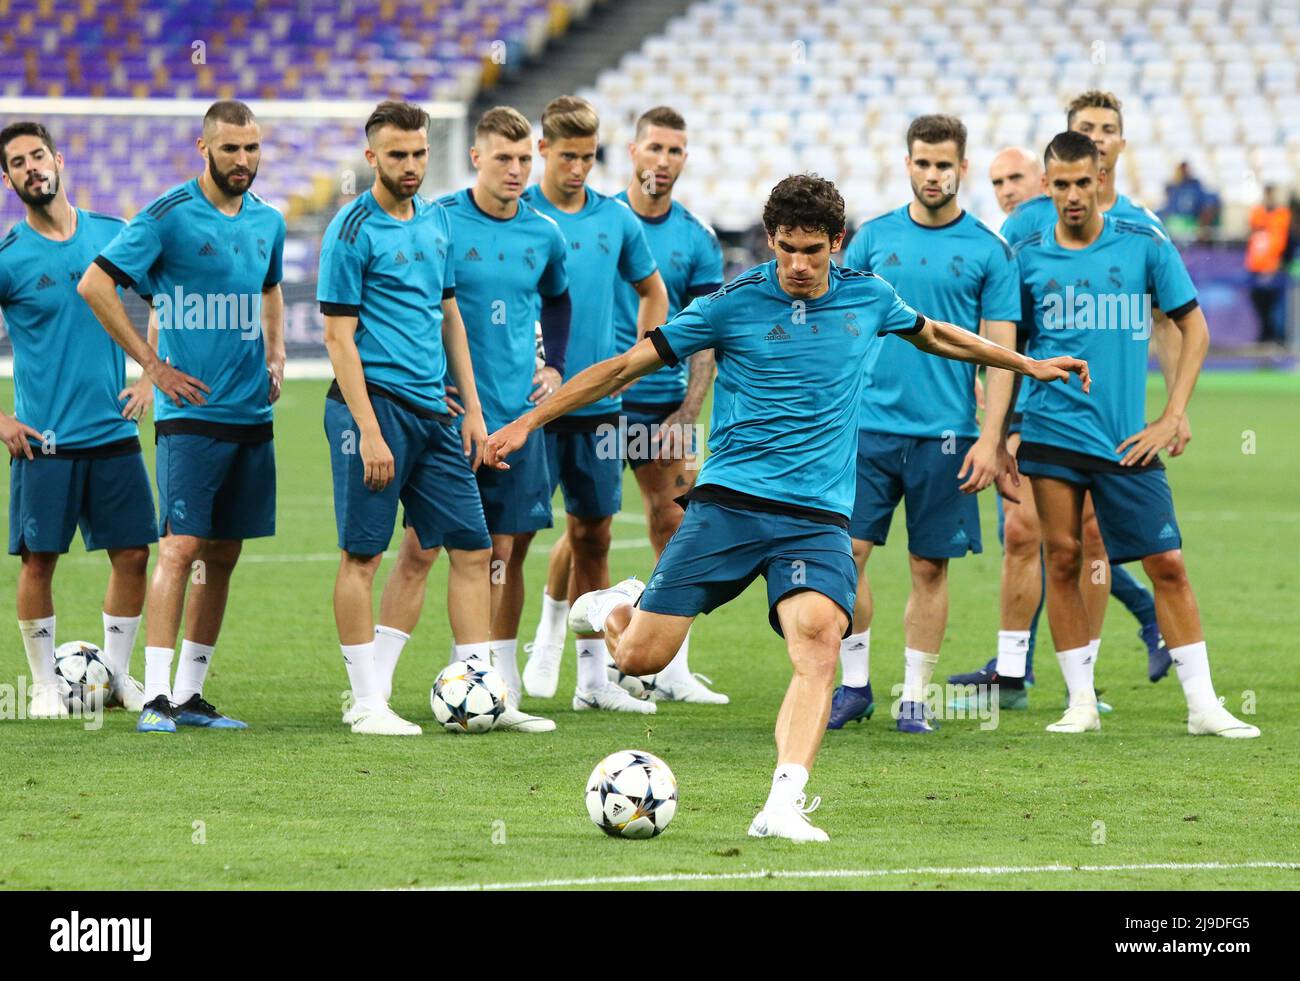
[430,658,507,734]
[54,641,112,713]
[585,750,678,839]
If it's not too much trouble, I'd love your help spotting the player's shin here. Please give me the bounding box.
[102,613,142,681]
[372,625,409,701]
[19,615,58,687]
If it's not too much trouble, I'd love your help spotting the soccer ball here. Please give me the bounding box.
[607,662,659,700]
[54,641,112,712]
[585,750,678,839]
[430,658,507,734]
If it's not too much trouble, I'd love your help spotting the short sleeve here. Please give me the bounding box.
[440,209,456,293]
[979,237,1022,322]
[264,217,286,289]
[841,221,871,271]
[871,276,924,336]
[317,225,367,315]
[617,207,657,284]
[653,296,720,366]
[1148,233,1197,316]
[97,214,163,289]
[539,221,569,298]
[688,223,724,290]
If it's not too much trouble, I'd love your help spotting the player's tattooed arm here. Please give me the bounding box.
[656,348,715,463]
[323,313,393,491]
[959,318,1018,495]
[484,337,666,469]
[118,304,158,420]
[79,264,210,407]
[262,283,286,404]
[441,296,488,471]
[904,316,1091,391]
[1118,304,1208,467]
[1150,308,1192,455]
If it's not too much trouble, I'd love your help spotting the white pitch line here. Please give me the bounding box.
[411,860,1300,892]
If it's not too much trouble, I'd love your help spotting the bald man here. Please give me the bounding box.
[988,147,1042,216]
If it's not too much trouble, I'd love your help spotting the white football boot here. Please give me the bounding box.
[28,682,70,719]
[568,578,645,634]
[652,672,730,704]
[497,690,557,733]
[351,704,422,736]
[521,641,563,699]
[747,794,830,843]
[106,674,146,712]
[1188,702,1260,738]
[1046,702,1102,733]
[341,691,362,725]
[573,682,657,714]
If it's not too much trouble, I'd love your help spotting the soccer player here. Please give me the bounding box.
[529,106,728,704]
[950,92,1179,699]
[318,101,494,736]
[0,121,153,717]
[1015,132,1256,737]
[79,100,286,733]
[370,105,567,733]
[828,115,1021,733]
[515,96,668,714]
[484,175,1089,840]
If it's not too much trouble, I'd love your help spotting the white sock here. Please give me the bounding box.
[102,613,141,680]
[575,637,608,693]
[1089,637,1101,663]
[1171,640,1218,712]
[18,616,57,686]
[536,591,569,648]
[902,647,939,704]
[143,645,174,702]
[373,625,409,702]
[1056,644,1097,707]
[658,629,692,683]
[172,639,214,705]
[453,641,491,664]
[995,629,1030,678]
[341,642,382,712]
[840,629,870,688]
[764,763,809,810]
[492,638,521,696]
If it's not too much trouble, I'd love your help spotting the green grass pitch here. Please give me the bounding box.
[0,373,1297,890]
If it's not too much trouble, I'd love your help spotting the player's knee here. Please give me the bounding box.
[648,499,682,542]
[1081,515,1107,557]
[1003,510,1041,558]
[1043,536,1084,582]
[202,539,242,572]
[111,546,150,579]
[19,551,58,581]
[568,520,611,558]
[909,556,947,591]
[1143,549,1189,589]
[450,546,491,575]
[341,550,384,580]
[158,535,203,572]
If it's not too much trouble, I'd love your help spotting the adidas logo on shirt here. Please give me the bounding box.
[464,247,482,261]
[883,253,902,267]
[198,242,217,256]
[1159,523,1177,540]
[1044,278,1062,293]
[36,273,56,289]
[394,250,408,265]
[764,325,791,342]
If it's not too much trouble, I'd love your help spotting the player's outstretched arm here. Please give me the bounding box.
[484,337,666,470]
[323,313,393,491]
[904,316,1091,391]
[441,296,488,470]
[78,264,210,407]
[1117,305,1209,467]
